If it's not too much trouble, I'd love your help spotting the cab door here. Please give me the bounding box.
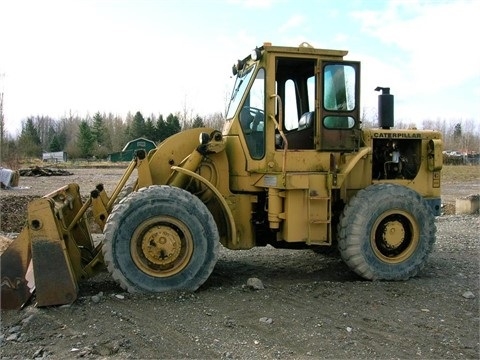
[318,61,361,151]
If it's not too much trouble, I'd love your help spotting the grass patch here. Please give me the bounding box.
[442,165,480,182]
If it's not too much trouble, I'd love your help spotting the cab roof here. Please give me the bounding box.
[260,42,348,60]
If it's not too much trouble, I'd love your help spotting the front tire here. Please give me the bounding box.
[338,184,436,280]
[103,185,219,292]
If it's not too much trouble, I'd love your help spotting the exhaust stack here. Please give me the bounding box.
[375,87,394,129]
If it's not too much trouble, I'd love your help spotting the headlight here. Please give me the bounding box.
[251,47,262,61]
[199,132,209,145]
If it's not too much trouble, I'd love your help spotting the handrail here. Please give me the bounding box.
[269,94,287,185]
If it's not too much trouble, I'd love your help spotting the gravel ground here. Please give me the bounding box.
[0,167,478,359]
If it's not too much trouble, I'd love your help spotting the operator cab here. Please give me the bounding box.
[225,42,361,160]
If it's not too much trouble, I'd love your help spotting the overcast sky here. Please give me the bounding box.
[1,0,479,135]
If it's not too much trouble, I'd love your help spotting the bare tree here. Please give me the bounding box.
[180,94,195,130]
[460,118,479,153]
[105,113,128,152]
[204,112,225,130]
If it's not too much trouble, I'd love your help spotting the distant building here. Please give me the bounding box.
[42,151,67,163]
[108,138,157,162]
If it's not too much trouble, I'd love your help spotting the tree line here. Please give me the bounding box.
[0,110,224,163]
[0,109,478,166]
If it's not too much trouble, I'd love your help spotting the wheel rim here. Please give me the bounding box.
[370,210,419,263]
[130,216,194,277]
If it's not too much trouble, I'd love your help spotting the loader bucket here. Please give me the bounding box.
[0,229,35,309]
[1,184,104,309]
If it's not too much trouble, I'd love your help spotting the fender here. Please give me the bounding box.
[170,166,237,246]
[148,127,215,186]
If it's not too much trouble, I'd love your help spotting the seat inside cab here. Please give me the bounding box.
[283,111,315,149]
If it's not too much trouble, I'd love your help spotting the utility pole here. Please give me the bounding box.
[0,73,5,143]
[0,73,4,163]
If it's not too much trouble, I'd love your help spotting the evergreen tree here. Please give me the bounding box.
[156,114,167,142]
[130,111,146,139]
[145,117,156,141]
[90,112,113,158]
[165,113,181,138]
[77,120,94,158]
[56,126,67,150]
[191,115,205,128]
[48,135,62,151]
[45,124,57,150]
[92,112,105,146]
[18,118,42,158]
[124,124,131,141]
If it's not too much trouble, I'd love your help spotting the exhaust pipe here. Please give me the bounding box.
[375,87,394,129]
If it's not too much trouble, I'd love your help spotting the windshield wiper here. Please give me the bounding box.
[230,79,243,101]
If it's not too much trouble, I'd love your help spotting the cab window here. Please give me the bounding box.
[323,64,356,112]
[323,64,356,130]
[240,68,265,159]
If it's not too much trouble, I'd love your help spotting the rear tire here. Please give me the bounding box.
[338,183,436,280]
[103,185,219,292]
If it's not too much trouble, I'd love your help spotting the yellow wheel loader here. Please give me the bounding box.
[1,42,443,309]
